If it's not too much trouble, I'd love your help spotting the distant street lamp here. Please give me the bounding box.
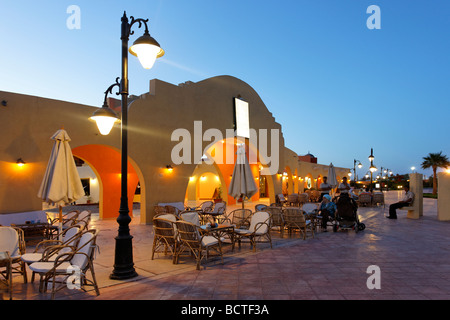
[353,159,362,183]
[368,148,377,190]
[90,12,164,280]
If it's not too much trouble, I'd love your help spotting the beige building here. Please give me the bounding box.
[0,75,350,224]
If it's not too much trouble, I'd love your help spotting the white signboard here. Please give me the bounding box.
[234,98,250,139]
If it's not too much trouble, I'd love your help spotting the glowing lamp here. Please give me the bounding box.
[90,106,120,135]
[129,31,164,69]
[16,158,25,167]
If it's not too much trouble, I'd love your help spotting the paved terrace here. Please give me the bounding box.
[2,191,449,301]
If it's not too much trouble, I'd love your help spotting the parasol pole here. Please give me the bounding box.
[59,205,63,241]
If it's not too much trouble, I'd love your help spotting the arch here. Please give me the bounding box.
[72,145,143,221]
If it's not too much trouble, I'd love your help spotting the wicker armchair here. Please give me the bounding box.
[221,209,252,229]
[151,216,178,263]
[287,194,299,206]
[233,211,272,252]
[282,208,314,239]
[263,206,284,235]
[174,220,223,270]
[357,193,372,207]
[154,205,167,215]
[372,193,385,208]
[28,229,100,299]
[0,226,27,284]
[302,203,320,231]
[21,225,82,282]
[298,193,309,205]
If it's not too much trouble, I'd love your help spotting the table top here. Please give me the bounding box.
[200,224,234,231]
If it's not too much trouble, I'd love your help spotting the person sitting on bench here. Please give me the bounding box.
[386,185,414,219]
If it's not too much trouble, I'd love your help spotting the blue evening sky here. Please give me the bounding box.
[1,0,449,178]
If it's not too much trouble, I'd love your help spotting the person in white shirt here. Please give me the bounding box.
[319,176,332,202]
[387,185,414,219]
[338,177,351,194]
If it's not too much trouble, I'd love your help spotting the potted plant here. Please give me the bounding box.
[214,185,223,203]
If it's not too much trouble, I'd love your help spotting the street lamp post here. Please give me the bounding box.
[91,12,164,280]
[368,148,377,191]
[353,159,362,183]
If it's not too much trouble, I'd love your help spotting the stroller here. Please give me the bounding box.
[333,193,365,233]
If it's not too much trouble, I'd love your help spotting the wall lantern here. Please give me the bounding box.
[16,158,25,167]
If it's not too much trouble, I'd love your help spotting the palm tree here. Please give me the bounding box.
[421,151,450,195]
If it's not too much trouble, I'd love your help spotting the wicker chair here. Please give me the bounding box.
[21,225,82,282]
[28,229,100,299]
[47,210,80,230]
[302,203,320,231]
[264,206,284,235]
[233,211,272,252]
[287,194,299,206]
[174,220,223,270]
[180,211,201,226]
[276,194,287,206]
[221,209,253,229]
[372,193,385,208]
[0,226,27,284]
[154,205,168,215]
[151,216,178,263]
[298,193,309,205]
[165,205,181,217]
[357,193,372,207]
[282,208,314,239]
[195,201,214,213]
[310,190,321,203]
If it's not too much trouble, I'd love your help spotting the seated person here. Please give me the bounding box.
[318,195,337,231]
[387,185,414,219]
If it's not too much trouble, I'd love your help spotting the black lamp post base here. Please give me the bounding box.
[110,235,138,280]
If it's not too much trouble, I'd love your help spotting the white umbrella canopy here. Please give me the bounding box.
[37,129,84,235]
[327,163,338,197]
[327,163,338,187]
[228,144,258,209]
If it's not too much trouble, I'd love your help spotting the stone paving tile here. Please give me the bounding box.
[2,191,450,303]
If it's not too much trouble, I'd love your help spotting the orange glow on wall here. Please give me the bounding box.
[72,145,139,220]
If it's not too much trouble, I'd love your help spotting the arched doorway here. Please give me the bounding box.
[72,144,144,221]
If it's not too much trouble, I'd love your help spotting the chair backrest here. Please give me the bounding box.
[359,193,372,203]
[180,211,200,226]
[229,209,252,229]
[282,208,306,227]
[264,207,283,226]
[277,194,286,202]
[154,205,167,215]
[211,202,226,214]
[302,203,318,214]
[60,226,81,254]
[153,217,177,241]
[70,229,98,271]
[200,201,214,212]
[298,193,308,204]
[175,220,201,244]
[249,211,271,234]
[0,226,20,258]
[77,210,91,222]
[372,193,384,204]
